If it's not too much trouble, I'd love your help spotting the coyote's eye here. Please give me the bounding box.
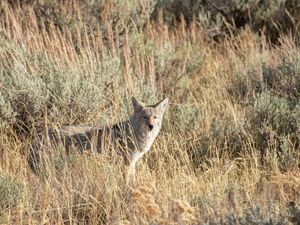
[143,116,148,120]
[153,116,157,119]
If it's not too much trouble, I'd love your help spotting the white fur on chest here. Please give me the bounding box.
[128,128,159,174]
[139,126,160,153]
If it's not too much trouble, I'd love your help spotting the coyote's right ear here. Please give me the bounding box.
[131,96,144,112]
[154,98,169,114]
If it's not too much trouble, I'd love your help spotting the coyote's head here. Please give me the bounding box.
[131,96,168,138]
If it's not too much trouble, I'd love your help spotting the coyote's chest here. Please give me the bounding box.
[136,127,160,153]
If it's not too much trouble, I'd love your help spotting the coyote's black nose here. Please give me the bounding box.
[149,124,154,130]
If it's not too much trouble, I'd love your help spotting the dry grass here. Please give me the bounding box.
[0,1,300,224]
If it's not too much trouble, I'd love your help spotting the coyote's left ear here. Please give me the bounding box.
[154,98,169,114]
[132,96,145,112]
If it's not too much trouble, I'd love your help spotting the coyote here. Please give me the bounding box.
[29,96,169,183]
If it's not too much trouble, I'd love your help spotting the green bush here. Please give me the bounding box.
[0,173,23,210]
[155,0,300,42]
[0,51,125,132]
[252,91,297,137]
[262,55,300,104]
[224,204,288,225]
[6,0,156,34]
[250,91,299,169]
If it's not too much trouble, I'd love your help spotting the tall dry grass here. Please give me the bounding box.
[0,0,300,224]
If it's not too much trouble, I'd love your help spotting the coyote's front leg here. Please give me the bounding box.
[126,151,144,185]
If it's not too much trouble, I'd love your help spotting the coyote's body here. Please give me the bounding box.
[29,97,169,183]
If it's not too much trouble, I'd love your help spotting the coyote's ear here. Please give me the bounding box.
[131,96,145,112]
[154,98,169,114]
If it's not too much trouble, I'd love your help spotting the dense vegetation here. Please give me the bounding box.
[0,0,300,224]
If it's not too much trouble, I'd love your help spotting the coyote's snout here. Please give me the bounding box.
[28,96,169,183]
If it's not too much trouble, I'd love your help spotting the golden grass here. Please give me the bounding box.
[0,1,300,224]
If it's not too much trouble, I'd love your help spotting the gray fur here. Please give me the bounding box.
[28,96,169,183]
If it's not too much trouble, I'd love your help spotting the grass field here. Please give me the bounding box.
[0,1,300,224]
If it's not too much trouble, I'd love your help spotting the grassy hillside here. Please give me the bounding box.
[0,0,300,224]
